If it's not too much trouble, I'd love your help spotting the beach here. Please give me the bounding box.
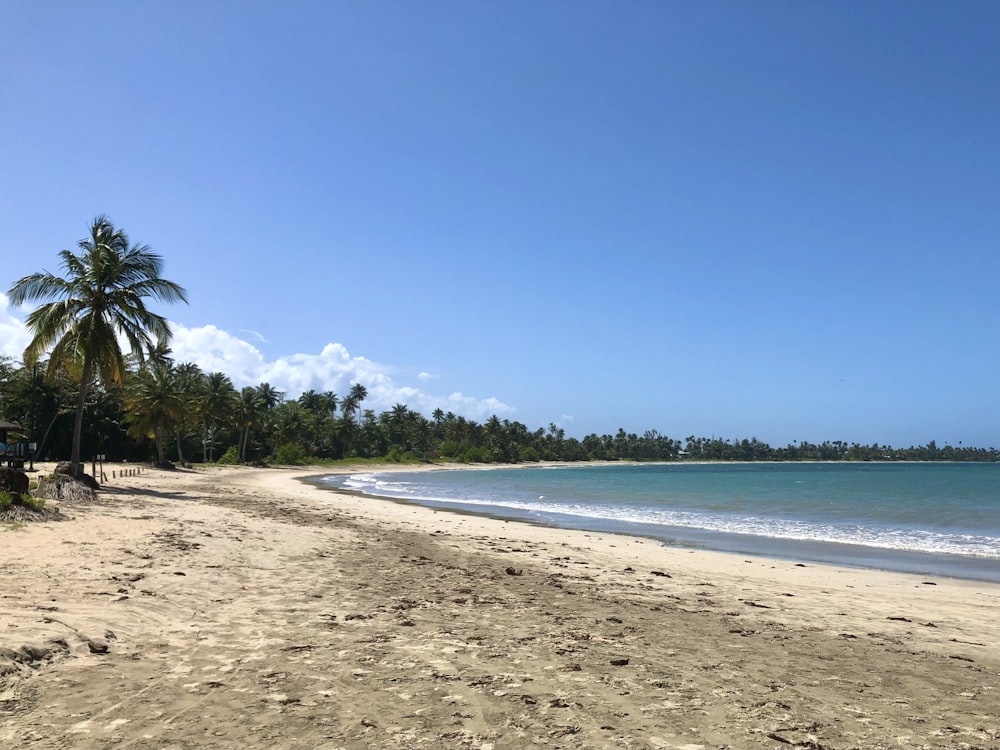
[3,465,999,749]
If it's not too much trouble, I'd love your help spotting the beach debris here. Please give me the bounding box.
[549,725,581,737]
[623,566,635,572]
[921,581,938,585]
[650,570,671,578]
[886,616,912,622]
[86,638,110,655]
[505,567,523,576]
[609,657,630,666]
[741,600,772,609]
[548,697,570,707]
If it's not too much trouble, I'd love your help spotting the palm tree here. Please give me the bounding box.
[234,386,263,462]
[8,216,187,476]
[171,362,204,465]
[337,384,367,457]
[123,362,185,466]
[254,382,282,457]
[201,371,237,461]
[340,383,367,423]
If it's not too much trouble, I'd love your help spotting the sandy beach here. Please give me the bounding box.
[3,464,999,749]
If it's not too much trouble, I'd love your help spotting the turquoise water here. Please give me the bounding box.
[319,462,1000,581]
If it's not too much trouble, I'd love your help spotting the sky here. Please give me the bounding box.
[2,1,999,448]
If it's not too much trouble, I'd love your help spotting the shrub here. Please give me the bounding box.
[217,445,240,465]
[273,442,306,465]
[0,490,46,511]
[460,447,489,463]
[518,445,541,462]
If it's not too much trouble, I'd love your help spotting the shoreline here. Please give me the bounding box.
[311,462,1000,585]
[3,464,999,748]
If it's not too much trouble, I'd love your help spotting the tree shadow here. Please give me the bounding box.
[99,485,198,501]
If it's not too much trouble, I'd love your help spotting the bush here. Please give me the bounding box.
[518,445,540,462]
[460,447,489,463]
[273,442,306,465]
[217,445,240,465]
[0,490,46,511]
[439,440,462,458]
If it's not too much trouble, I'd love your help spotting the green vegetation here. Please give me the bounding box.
[7,216,187,475]
[1,350,998,466]
[0,490,45,512]
[4,218,997,468]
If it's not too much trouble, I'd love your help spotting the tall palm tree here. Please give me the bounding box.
[338,384,367,457]
[255,382,282,457]
[340,383,367,423]
[171,361,204,465]
[234,386,263,463]
[201,371,237,461]
[123,361,185,466]
[8,216,187,476]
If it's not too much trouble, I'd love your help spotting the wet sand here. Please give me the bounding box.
[2,464,999,749]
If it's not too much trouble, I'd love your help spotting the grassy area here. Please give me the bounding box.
[0,490,46,512]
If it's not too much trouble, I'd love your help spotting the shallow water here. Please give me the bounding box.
[319,462,1000,581]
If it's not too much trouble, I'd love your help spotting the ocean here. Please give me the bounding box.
[317,462,1000,582]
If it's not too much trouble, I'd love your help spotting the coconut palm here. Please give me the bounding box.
[8,216,187,476]
[171,362,204,465]
[338,384,367,457]
[201,371,237,461]
[123,361,185,466]
[340,383,367,423]
[234,386,263,462]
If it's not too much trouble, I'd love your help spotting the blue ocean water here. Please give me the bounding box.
[318,462,1000,581]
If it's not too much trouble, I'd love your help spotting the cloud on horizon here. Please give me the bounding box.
[172,324,515,419]
[0,299,513,421]
[0,294,30,361]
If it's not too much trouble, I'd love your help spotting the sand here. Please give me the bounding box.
[2,463,999,750]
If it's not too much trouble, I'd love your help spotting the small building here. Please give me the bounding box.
[0,420,27,469]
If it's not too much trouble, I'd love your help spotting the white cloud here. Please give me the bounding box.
[170,323,514,419]
[0,294,31,361]
[0,309,514,420]
[239,328,269,344]
[417,371,432,382]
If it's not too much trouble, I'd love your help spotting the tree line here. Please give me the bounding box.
[5,215,998,471]
[1,355,997,466]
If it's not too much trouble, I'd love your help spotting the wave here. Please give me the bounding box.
[321,473,1000,560]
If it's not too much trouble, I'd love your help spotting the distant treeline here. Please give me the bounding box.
[2,357,996,466]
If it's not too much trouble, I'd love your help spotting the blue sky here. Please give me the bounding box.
[2,2,999,447]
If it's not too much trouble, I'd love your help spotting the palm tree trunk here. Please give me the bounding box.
[175,429,186,465]
[240,425,249,463]
[70,362,93,477]
[154,425,166,466]
[35,410,63,463]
